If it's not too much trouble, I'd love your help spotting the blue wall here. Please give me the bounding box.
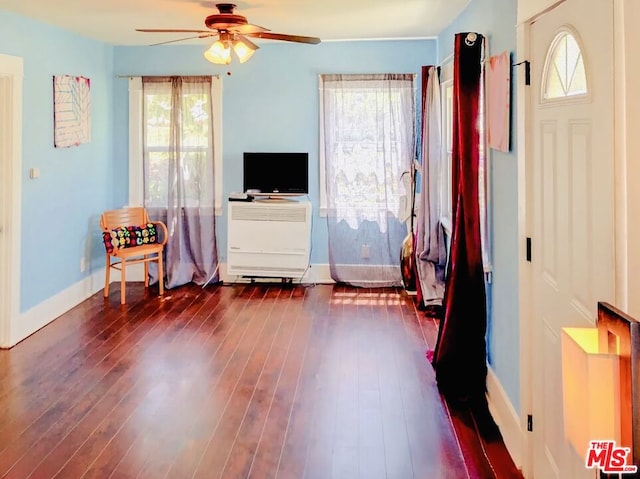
[0,10,115,312]
[113,40,437,264]
[438,0,520,412]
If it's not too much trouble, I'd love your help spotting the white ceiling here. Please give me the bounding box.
[0,0,469,46]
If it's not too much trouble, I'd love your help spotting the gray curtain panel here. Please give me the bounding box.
[416,66,447,306]
[142,76,218,289]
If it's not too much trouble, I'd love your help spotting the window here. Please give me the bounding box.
[543,31,587,100]
[439,60,456,229]
[128,76,223,214]
[319,74,415,228]
[441,76,454,223]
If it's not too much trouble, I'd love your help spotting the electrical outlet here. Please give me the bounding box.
[361,244,370,259]
[80,257,86,273]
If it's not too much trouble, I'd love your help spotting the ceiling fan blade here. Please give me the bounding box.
[235,34,260,51]
[136,28,212,34]
[248,32,321,45]
[229,23,270,35]
[148,33,216,46]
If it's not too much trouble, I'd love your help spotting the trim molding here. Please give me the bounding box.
[0,53,23,349]
[486,366,524,470]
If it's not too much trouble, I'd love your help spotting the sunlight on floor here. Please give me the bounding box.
[330,290,404,306]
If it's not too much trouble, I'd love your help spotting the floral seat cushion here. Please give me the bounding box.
[103,223,158,254]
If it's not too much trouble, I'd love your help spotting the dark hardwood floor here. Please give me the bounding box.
[0,282,522,479]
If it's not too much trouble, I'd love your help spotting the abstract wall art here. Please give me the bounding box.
[53,75,91,148]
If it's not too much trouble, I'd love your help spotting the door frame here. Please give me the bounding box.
[612,0,640,319]
[516,13,534,475]
[0,53,23,349]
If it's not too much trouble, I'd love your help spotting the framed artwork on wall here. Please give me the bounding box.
[53,75,91,148]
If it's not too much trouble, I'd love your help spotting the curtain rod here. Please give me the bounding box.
[436,53,454,68]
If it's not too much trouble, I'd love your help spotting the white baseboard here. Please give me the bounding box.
[487,366,524,470]
[10,269,106,347]
[6,263,152,348]
[9,262,150,348]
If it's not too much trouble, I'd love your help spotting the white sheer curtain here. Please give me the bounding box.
[416,66,447,306]
[320,74,415,287]
[142,76,218,289]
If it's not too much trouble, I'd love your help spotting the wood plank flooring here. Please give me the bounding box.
[0,282,522,478]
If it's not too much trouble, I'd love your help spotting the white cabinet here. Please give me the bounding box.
[227,199,311,279]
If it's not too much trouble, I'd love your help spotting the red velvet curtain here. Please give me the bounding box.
[430,33,487,406]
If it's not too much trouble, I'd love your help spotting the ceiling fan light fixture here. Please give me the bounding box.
[233,39,256,63]
[139,3,321,63]
[204,40,231,65]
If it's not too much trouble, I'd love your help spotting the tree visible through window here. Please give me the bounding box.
[143,79,214,208]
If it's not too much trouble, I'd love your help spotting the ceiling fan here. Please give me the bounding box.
[136,3,321,65]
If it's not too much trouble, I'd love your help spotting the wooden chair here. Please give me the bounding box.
[101,207,168,305]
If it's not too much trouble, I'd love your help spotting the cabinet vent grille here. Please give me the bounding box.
[231,205,307,223]
[233,265,306,273]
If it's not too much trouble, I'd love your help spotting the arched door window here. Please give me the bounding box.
[542,31,587,100]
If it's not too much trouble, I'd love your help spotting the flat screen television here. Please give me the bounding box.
[243,152,309,196]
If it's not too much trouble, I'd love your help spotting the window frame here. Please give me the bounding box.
[318,77,328,216]
[540,27,590,105]
[439,62,454,227]
[128,76,223,215]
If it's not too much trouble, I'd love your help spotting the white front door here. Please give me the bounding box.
[530,0,615,477]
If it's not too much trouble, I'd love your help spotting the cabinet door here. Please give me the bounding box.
[227,202,311,277]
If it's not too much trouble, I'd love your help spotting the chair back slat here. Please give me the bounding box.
[101,207,149,231]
